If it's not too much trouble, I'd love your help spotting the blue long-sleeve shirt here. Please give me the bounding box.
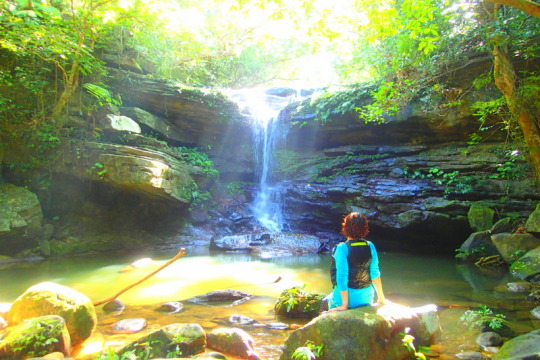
[329,241,381,308]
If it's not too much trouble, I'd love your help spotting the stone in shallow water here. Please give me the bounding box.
[228,313,256,326]
[111,318,147,333]
[531,306,540,320]
[155,301,183,314]
[265,322,289,330]
[103,298,125,313]
[507,282,532,293]
[187,289,253,306]
[476,332,503,347]
[455,351,487,360]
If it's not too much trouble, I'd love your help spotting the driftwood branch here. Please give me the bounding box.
[93,248,186,306]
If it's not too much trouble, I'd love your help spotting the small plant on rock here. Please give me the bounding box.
[459,305,508,331]
[291,341,324,360]
[275,284,325,318]
[402,329,430,360]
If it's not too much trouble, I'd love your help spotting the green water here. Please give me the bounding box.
[1,248,538,359]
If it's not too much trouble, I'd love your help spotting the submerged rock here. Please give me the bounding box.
[111,318,147,334]
[187,289,253,306]
[506,282,532,293]
[531,306,540,320]
[228,314,257,326]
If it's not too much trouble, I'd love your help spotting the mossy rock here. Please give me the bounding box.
[6,282,97,346]
[118,323,206,359]
[468,204,494,232]
[274,286,325,319]
[0,315,70,359]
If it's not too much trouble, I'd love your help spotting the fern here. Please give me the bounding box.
[83,83,121,106]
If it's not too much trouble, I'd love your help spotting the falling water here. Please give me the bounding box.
[229,89,295,232]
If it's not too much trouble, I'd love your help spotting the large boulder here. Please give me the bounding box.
[207,327,261,360]
[54,141,198,203]
[117,323,206,359]
[510,246,540,281]
[492,329,540,360]
[491,233,540,263]
[457,231,498,262]
[524,203,540,235]
[467,205,494,232]
[6,282,97,346]
[0,315,70,359]
[0,183,44,255]
[279,304,440,360]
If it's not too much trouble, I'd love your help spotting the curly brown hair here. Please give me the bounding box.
[341,212,369,240]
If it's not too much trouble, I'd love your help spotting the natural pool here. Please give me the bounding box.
[1,247,538,359]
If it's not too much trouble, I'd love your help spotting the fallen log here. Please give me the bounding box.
[93,248,186,306]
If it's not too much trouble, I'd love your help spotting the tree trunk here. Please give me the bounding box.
[487,2,540,185]
[51,63,80,122]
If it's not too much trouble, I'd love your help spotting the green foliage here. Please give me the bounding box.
[175,86,243,122]
[225,181,253,196]
[454,245,487,261]
[292,85,373,125]
[86,162,108,178]
[357,81,410,124]
[409,167,475,196]
[191,189,213,207]
[402,331,428,360]
[468,133,482,147]
[291,341,324,360]
[508,249,526,263]
[10,318,61,358]
[489,149,528,180]
[83,83,121,107]
[459,305,508,331]
[471,96,511,132]
[280,284,324,313]
[174,146,219,178]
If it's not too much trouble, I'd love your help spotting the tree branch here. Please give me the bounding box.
[485,0,540,18]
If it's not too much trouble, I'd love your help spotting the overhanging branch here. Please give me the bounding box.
[485,0,540,18]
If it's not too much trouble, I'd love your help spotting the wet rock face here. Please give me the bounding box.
[272,143,539,252]
[107,69,248,148]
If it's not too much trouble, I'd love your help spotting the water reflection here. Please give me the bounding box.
[1,250,538,359]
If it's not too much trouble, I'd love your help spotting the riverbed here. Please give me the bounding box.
[1,247,538,359]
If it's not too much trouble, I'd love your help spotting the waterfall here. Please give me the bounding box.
[229,89,294,233]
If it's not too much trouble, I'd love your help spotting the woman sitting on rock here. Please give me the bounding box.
[326,212,390,311]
